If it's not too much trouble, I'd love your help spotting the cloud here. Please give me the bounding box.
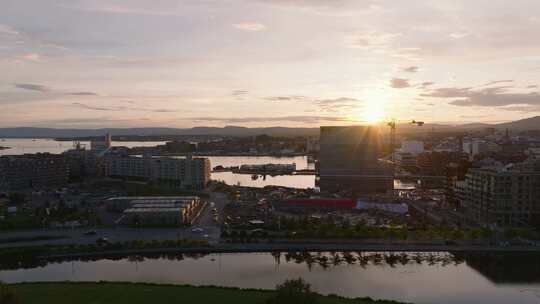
[390,78,411,89]
[189,115,354,124]
[14,83,51,92]
[344,31,401,51]
[232,90,248,96]
[421,85,540,107]
[233,22,267,32]
[263,95,362,112]
[30,117,153,128]
[403,66,419,73]
[255,0,380,15]
[264,95,306,101]
[72,102,177,113]
[419,82,435,89]
[316,97,363,112]
[69,92,99,96]
[0,24,19,36]
[18,53,41,62]
[449,32,470,39]
[480,80,514,87]
[58,2,184,17]
[72,102,114,111]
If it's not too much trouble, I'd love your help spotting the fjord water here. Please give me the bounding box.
[0,139,418,189]
[1,252,539,304]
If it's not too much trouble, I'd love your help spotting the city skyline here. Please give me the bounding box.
[1,0,540,128]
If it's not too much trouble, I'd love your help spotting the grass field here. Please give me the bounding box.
[9,282,405,304]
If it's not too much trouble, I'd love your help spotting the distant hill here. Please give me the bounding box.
[0,116,538,138]
[0,126,319,138]
[494,116,540,131]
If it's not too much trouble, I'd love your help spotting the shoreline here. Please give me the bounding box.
[39,243,540,260]
[8,281,408,304]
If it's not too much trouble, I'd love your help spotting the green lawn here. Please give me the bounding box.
[9,282,404,304]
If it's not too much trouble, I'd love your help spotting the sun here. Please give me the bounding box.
[364,103,384,123]
[362,93,386,124]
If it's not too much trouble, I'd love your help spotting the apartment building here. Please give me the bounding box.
[104,154,211,189]
[457,163,540,227]
[0,153,69,190]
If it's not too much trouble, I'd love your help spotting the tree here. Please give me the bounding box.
[266,278,318,304]
[7,193,25,206]
[0,282,20,304]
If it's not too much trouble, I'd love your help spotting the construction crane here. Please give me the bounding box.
[386,118,425,170]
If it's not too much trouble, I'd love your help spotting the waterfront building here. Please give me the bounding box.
[457,162,540,227]
[90,133,112,153]
[104,154,211,189]
[318,126,393,194]
[0,153,69,190]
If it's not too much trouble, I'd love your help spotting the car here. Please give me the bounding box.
[83,230,97,236]
[191,227,204,233]
[96,237,110,245]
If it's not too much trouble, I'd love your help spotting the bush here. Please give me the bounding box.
[0,282,20,304]
[266,278,318,304]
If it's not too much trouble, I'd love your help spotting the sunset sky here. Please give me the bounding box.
[1,0,540,128]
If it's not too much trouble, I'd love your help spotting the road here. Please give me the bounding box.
[0,227,218,248]
[195,191,228,227]
[0,191,229,248]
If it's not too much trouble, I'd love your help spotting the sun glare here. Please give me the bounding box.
[362,93,386,124]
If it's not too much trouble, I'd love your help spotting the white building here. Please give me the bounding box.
[400,140,424,155]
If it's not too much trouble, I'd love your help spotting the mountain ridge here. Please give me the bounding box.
[0,116,538,138]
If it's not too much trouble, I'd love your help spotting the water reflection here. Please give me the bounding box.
[1,251,540,304]
[0,138,166,156]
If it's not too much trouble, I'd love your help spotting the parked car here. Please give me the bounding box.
[191,227,204,233]
[96,237,110,245]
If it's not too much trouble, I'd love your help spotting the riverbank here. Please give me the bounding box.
[8,282,405,304]
[33,242,540,261]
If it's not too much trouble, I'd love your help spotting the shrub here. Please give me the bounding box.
[266,278,318,304]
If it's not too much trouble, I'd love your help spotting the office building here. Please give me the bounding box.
[91,133,112,153]
[318,126,393,194]
[104,154,211,189]
[0,153,69,190]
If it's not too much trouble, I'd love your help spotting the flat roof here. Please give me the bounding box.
[131,203,189,209]
[125,208,183,213]
[106,196,199,201]
[131,199,194,204]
